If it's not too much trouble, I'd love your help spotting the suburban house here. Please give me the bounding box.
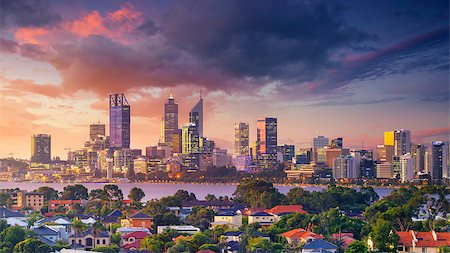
[224,231,243,242]
[211,210,242,229]
[33,225,60,245]
[332,232,355,249]
[117,226,151,236]
[0,206,27,227]
[301,239,338,253]
[121,212,153,229]
[395,230,450,253]
[281,228,324,244]
[69,228,110,251]
[248,211,276,226]
[121,231,152,250]
[101,209,123,226]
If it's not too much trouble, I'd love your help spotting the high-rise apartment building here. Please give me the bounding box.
[31,134,51,164]
[109,94,130,149]
[89,123,105,140]
[411,144,426,173]
[376,162,393,179]
[376,144,394,163]
[189,96,203,137]
[256,117,277,168]
[399,154,414,182]
[163,94,179,145]
[431,141,449,180]
[333,155,359,179]
[234,123,249,156]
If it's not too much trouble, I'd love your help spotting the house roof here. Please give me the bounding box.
[34,225,59,236]
[123,240,141,250]
[216,210,240,216]
[122,231,152,240]
[196,250,216,253]
[101,216,119,223]
[130,212,151,219]
[281,228,324,240]
[0,206,24,217]
[249,211,272,217]
[117,227,150,234]
[397,230,450,248]
[302,239,338,250]
[225,231,242,237]
[70,228,109,238]
[49,200,82,204]
[107,209,123,217]
[267,205,308,215]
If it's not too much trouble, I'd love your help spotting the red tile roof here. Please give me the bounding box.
[281,228,324,240]
[122,231,152,240]
[267,205,308,215]
[123,240,141,250]
[397,231,450,248]
[196,250,216,253]
[49,200,82,205]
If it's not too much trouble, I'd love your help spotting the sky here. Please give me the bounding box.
[0,0,449,159]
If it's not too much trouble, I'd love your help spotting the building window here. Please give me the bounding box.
[103,239,106,244]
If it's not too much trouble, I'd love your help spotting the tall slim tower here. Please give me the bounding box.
[256,118,277,168]
[234,122,249,156]
[163,93,179,145]
[109,94,130,149]
[31,134,51,164]
[189,95,203,137]
[431,141,449,180]
[384,129,411,156]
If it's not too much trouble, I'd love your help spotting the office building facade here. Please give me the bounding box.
[31,134,51,164]
[234,122,249,156]
[109,93,130,149]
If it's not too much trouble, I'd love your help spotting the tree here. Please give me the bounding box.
[61,184,88,200]
[14,238,51,253]
[369,219,399,253]
[128,187,145,203]
[89,189,106,200]
[140,236,164,252]
[34,187,59,201]
[234,179,284,208]
[345,240,368,253]
[4,225,26,249]
[71,218,85,247]
[167,239,195,253]
[174,190,196,202]
[103,185,124,201]
[205,194,218,201]
[185,206,214,230]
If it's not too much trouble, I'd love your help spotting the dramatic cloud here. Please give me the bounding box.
[0,0,61,28]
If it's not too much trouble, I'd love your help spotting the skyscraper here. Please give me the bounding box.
[333,155,359,179]
[399,154,414,182]
[189,96,203,137]
[411,144,426,173]
[163,93,179,145]
[89,122,105,140]
[182,123,200,170]
[109,93,130,149]
[384,129,411,156]
[234,122,249,156]
[313,136,329,150]
[31,134,51,164]
[256,117,277,168]
[431,141,449,180]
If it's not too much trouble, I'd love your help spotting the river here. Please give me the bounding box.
[0,182,395,202]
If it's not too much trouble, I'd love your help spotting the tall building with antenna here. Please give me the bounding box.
[163,93,179,146]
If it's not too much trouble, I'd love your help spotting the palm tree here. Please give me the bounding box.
[92,222,104,249]
[72,218,84,249]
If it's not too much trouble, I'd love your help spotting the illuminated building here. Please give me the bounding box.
[234,122,249,156]
[399,153,414,182]
[376,162,393,179]
[182,123,200,170]
[411,144,426,173]
[431,141,449,180]
[384,129,411,156]
[31,134,51,165]
[89,122,105,141]
[163,93,179,146]
[109,94,130,149]
[333,155,359,179]
[256,117,277,168]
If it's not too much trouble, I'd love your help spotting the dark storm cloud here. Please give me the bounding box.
[311,28,449,93]
[0,0,61,27]
[136,20,159,36]
[160,0,373,80]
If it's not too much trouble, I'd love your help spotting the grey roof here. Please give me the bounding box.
[107,209,123,217]
[38,235,56,246]
[34,226,59,236]
[130,212,151,219]
[302,239,338,250]
[249,211,272,216]
[225,231,242,237]
[0,206,24,218]
[70,228,109,238]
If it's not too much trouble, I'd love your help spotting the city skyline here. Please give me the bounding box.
[1,0,449,159]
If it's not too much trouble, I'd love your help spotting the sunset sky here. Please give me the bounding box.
[0,0,449,159]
